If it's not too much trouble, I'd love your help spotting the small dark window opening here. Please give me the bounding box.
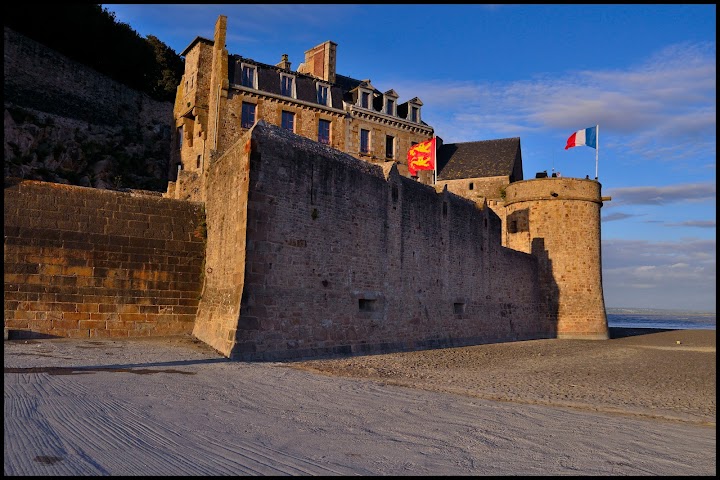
[453,303,465,315]
[196,155,201,169]
[484,218,488,228]
[359,299,377,312]
[442,202,448,217]
[385,135,394,159]
[391,184,399,202]
[469,182,474,190]
[509,220,518,233]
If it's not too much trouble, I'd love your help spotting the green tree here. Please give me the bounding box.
[146,35,185,101]
[4,4,182,101]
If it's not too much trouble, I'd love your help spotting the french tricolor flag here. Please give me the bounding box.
[565,126,597,150]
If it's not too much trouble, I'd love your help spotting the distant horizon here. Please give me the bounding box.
[606,306,716,316]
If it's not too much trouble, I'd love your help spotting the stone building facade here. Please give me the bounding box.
[166,15,435,203]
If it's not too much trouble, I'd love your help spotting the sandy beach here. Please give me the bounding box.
[292,327,717,426]
[4,328,716,475]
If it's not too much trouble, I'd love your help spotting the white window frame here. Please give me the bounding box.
[316,82,332,107]
[280,73,297,98]
[240,63,258,89]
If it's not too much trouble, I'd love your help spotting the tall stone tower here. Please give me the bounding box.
[504,177,609,339]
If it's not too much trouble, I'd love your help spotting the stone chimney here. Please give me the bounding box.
[297,41,337,83]
[214,15,227,50]
[276,54,291,71]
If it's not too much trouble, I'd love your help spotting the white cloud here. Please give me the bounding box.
[665,220,716,228]
[602,212,642,222]
[387,42,716,163]
[601,238,716,311]
[604,182,716,206]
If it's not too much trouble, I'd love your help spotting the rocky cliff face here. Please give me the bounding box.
[3,27,173,191]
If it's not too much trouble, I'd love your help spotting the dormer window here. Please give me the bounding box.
[360,91,370,109]
[383,90,399,117]
[280,73,296,98]
[411,106,419,122]
[241,63,257,89]
[316,83,331,106]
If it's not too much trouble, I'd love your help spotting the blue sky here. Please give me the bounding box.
[103,4,716,313]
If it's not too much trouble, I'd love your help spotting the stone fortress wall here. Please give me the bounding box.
[4,179,206,339]
[194,123,561,360]
[3,121,608,355]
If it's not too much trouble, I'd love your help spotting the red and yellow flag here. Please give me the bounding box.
[407,137,436,176]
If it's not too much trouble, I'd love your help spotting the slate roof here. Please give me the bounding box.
[437,137,523,181]
[228,55,345,110]
[227,56,431,126]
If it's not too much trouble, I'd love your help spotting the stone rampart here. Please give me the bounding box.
[198,122,554,360]
[4,179,206,339]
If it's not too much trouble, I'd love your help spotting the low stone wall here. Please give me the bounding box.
[4,178,206,339]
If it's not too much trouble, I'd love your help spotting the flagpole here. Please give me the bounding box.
[433,135,437,185]
[595,124,599,180]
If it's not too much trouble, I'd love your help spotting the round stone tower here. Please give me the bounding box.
[504,177,608,339]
